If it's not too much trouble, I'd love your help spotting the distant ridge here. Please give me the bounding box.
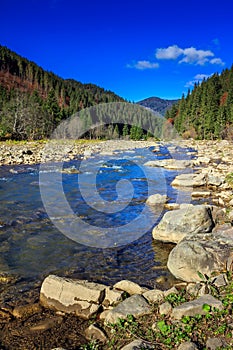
[137,96,179,116]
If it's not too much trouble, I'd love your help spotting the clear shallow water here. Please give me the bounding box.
[0,145,192,288]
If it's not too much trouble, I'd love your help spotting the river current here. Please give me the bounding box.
[0,144,193,289]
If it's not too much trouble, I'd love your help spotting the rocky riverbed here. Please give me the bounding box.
[1,138,233,349]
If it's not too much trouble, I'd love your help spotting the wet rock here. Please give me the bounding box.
[85,324,107,343]
[171,294,223,320]
[152,205,214,243]
[167,226,233,282]
[104,295,151,324]
[40,275,105,319]
[114,280,147,295]
[120,339,154,349]
[146,194,167,206]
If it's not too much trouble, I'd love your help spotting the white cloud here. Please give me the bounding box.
[185,73,213,87]
[156,45,183,60]
[210,57,225,66]
[179,47,214,65]
[127,60,159,70]
[155,44,224,66]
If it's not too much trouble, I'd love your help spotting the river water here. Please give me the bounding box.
[0,144,193,289]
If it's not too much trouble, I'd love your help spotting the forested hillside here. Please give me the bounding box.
[0,45,124,140]
[165,66,233,139]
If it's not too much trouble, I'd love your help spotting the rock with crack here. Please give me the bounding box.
[167,225,233,282]
[152,205,214,243]
[40,275,106,319]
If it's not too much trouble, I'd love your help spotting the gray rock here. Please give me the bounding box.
[171,294,223,319]
[146,194,167,206]
[171,173,206,187]
[143,289,164,303]
[40,275,105,319]
[120,340,154,349]
[159,301,172,315]
[152,205,214,243]
[104,295,151,324]
[168,226,233,282]
[177,341,199,350]
[206,337,227,350]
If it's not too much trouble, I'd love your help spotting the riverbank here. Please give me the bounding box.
[0,139,157,166]
[1,138,233,349]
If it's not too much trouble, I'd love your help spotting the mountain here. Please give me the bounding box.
[165,66,233,140]
[0,45,124,140]
[137,97,179,116]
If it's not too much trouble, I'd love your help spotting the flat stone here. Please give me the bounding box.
[171,295,223,320]
[40,275,105,318]
[144,159,191,169]
[191,191,211,198]
[104,295,151,324]
[114,280,146,295]
[152,205,214,243]
[30,316,63,332]
[171,173,206,187]
[120,340,154,349]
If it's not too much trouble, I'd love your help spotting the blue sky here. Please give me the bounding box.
[0,0,232,101]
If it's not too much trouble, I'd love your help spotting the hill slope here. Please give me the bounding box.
[137,97,179,116]
[0,45,124,139]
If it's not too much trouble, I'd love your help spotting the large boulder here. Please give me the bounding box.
[167,226,233,282]
[152,205,214,243]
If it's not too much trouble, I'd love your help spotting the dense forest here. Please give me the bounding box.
[0,45,125,140]
[165,65,233,139]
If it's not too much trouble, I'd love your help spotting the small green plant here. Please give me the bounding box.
[225,172,233,188]
[197,271,220,296]
[79,340,100,349]
[164,291,187,307]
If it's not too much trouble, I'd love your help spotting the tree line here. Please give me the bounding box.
[165,65,233,139]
